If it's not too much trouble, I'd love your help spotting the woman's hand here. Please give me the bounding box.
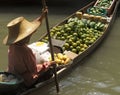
[34,7,48,22]
[50,61,56,66]
[42,6,48,14]
[33,74,38,79]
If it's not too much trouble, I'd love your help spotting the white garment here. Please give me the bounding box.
[28,42,51,64]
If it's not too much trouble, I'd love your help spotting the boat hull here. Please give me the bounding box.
[21,1,120,95]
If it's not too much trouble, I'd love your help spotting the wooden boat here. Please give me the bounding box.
[1,0,120,95]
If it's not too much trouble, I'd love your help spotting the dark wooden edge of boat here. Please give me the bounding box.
[15,0,120,95]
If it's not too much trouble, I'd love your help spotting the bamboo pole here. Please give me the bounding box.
[41,0,59,93]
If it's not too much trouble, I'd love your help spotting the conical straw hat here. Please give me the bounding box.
[3,16,41,45]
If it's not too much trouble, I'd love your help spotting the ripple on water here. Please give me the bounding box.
[86,91,110,95]
[111,86,120,93]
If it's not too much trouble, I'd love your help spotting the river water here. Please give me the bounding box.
[0,0,120,95]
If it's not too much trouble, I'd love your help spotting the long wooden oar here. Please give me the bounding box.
[41,0,59,93]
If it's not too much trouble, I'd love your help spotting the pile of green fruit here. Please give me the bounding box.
[42,17,107,54]
[95,0,113,9]
[87,7,107,16]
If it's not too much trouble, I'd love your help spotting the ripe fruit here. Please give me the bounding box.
[64,43,69,49]
[42,16,107,54]
[49,53,71,65]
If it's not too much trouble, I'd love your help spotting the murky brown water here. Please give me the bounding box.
[0,0,120,95]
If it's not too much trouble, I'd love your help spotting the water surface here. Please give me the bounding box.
[0,0,120,95]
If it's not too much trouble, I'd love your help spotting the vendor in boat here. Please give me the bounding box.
[3,8,54,88]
